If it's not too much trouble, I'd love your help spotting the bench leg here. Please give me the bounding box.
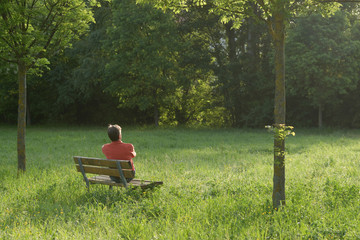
[109,185,113,190]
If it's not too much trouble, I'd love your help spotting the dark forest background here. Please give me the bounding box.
[1,1,360,128]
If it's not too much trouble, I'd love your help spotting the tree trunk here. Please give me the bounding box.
[154,104,159,127]
[247,16,254,56]
[318,104,323,128]
[272,8,286,209]
[225,21,241,126]
[226,21,236,65]
[17,60,27,175]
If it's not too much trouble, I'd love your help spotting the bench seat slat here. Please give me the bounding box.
[73,156,132,169]
[89,175,163,189]
[75,165,135,178]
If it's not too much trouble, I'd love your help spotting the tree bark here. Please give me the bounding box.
[318,104,323,128]
[272,7,286,209]
[225,21,238,125]
[17,60,27,175]
[154,103,159,127]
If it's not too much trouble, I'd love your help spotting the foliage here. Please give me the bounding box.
[209,7,274,127]
[104,0,180,126]
[164,6,230,126]
[0,0,97,172]
[136,0,340,27]
[0,0,95,68]
[286,10,360,127]
[266,124,295,139]
[0,61,17,123]
[31,0,132,125]
[1,1,360,128]
[266,124,295,162]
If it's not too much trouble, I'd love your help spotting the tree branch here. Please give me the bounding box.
[28,11,59,50]
[217,6,244,15]
[0,55,17,64]
[257,0,270,16]
[0,17,21,54]
[25,0,38,31]
[254,0,275,37]
[41,0,59,30]
[1,3,21,48]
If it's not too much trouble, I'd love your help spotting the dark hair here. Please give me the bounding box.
[107,124,121,141]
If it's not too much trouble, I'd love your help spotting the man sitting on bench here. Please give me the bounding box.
[102,124,136,183]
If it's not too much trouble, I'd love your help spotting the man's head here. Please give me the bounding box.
[107,124,122,141]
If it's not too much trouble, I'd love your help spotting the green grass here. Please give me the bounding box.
[1,126,360,239]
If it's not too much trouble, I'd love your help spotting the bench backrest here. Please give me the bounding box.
[74,156,135,179]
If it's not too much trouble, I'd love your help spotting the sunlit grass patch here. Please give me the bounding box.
[1,126,360,239]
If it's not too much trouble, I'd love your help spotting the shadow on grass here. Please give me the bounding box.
[75,185,159,207]
[2,175,161,229]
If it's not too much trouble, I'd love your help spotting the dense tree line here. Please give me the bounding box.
[1,1,359,128]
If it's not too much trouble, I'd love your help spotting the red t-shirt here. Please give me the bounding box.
[102,141,136,171]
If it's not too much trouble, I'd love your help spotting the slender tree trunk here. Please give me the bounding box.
[225,21,240,126]
[17,60,27,175]
[226,21,236,65]
[154,103,159,127]
[247,17,254,56]
[318,104,323,128]
[272,8,286,209]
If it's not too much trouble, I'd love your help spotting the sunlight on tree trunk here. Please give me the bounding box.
[273,126,285,207]
[272,6,286,208]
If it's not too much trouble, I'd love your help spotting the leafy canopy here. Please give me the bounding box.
[0,0,97,70]
[136,0,340,30]
[286,10,360,107]
[105,0,179,112]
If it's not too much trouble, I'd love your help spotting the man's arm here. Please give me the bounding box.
[131,144,136,157]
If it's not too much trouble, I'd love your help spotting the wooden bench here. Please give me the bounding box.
[74,156,163,190]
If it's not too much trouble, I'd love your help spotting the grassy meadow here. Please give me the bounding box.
[0,125,360,239]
